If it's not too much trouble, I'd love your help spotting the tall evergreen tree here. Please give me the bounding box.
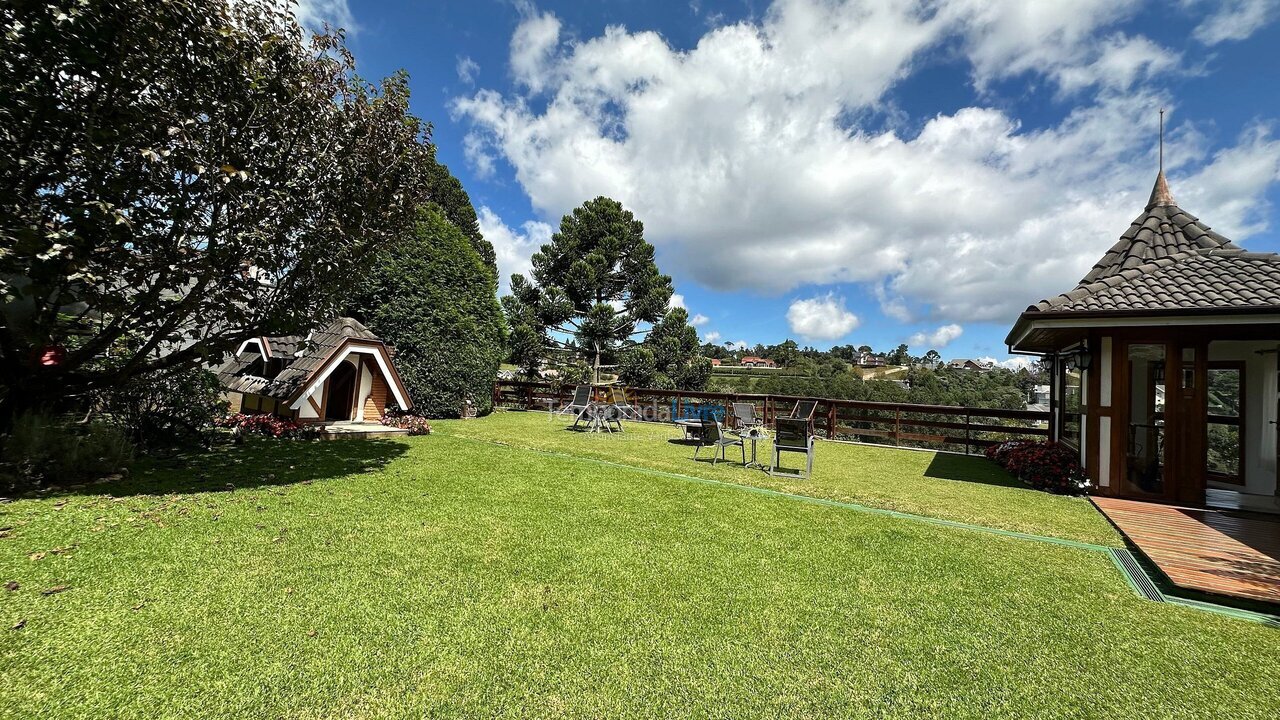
[505,197,673,382]
[348,207,505,417]
[425,157,495,274]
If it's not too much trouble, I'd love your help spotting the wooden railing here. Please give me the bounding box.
[493,380,1050,455]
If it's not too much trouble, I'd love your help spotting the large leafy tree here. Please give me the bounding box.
[348,208,505,417]
[505,197,673,382]
[0,0,433,425]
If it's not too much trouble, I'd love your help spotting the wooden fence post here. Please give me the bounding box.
[894,407,901,446]
[965,412,971,455]
[827,403,836,440]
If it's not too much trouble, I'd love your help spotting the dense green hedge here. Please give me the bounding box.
[350,207,505,417]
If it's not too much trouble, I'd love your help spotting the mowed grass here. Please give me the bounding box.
[434,411,1122,547]
[2,430,1278,718]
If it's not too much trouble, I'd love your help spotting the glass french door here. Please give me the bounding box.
[1123,343,1167,497]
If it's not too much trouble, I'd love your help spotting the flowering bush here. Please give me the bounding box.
[382,409,432,436]
[215,413,311,439]
[985,440,1090,495]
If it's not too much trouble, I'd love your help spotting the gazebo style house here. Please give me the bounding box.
[1007,171,1280,514]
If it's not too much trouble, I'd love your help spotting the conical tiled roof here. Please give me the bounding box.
[1077,173,1239,286]
[1020,172,1280,316]
[1007,172,1280,350]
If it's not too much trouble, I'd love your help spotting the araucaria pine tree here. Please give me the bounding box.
[505,197,673,382]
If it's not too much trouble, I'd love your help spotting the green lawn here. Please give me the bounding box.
[435,411,1121,547]
[2,417,1277,718]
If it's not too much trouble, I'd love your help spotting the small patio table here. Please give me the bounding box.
[733,426,770,468]
[674,418,713,442]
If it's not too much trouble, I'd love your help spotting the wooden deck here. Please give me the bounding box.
[1093,496,1280,606]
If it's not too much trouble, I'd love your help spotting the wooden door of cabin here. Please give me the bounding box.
[1116,337,1207,505]
[1165,342,1208,506]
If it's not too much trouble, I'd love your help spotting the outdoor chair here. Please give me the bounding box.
[609,387,642,420]
[790,399,818,435]
[559,385,592,419]
[770,417,815,479]
[731,402,762,430]
[693,420,745,465]
[790,399,818,421]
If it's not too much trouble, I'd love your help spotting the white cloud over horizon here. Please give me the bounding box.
[978,355,1038,371]
[452,0,1280,328]
[786,294,861,341]
[908,324,964,350]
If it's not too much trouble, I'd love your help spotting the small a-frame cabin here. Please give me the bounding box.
[1007,171,1280,513]
[217,317,411,424]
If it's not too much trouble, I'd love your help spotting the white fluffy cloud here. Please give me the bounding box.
[476,206,553,294]
[978,355,1038,371]
[1187,0,1279,44]
[908,324,964,349]
[454,1,1280,325]
[291,0,354,32]
[456,56,480,85]
[702,330,721,344]
[690,313,710,326]
[668,294,685,310]
[786,294,860,341]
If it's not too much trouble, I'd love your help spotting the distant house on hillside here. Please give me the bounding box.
[740,356,777,368]
[708,358,722,367]
[855,351,887,367]
[947,358,992,371]
[1026,384,1051,413]
[217,317,411,423]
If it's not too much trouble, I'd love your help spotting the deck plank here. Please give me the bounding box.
[1093,496,1280,605]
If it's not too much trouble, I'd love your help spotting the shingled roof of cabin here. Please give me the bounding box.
[217,317,385,401]
[1026,172,1280,315]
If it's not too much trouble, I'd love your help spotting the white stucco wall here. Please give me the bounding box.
[1208,341,1278,496]
[356,363,373,422]
[298,389,319,419]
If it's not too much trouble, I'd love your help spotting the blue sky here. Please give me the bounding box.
[302,0,1280,365]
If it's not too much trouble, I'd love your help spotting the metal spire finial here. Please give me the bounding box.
[1146,108,1175,209]
[1158,107,1164,174]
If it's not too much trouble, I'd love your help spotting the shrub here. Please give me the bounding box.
[215,413,314,439]
[96,367,228,450]
[0,412,134,494]
[382,409,432,436]
[347,207,506,418]
[985,440,1089,495]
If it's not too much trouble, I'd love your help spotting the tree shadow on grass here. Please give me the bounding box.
[48,438,411,498]
[923,453,1024,489]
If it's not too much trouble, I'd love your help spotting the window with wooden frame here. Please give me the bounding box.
[1206,361,1245,484]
